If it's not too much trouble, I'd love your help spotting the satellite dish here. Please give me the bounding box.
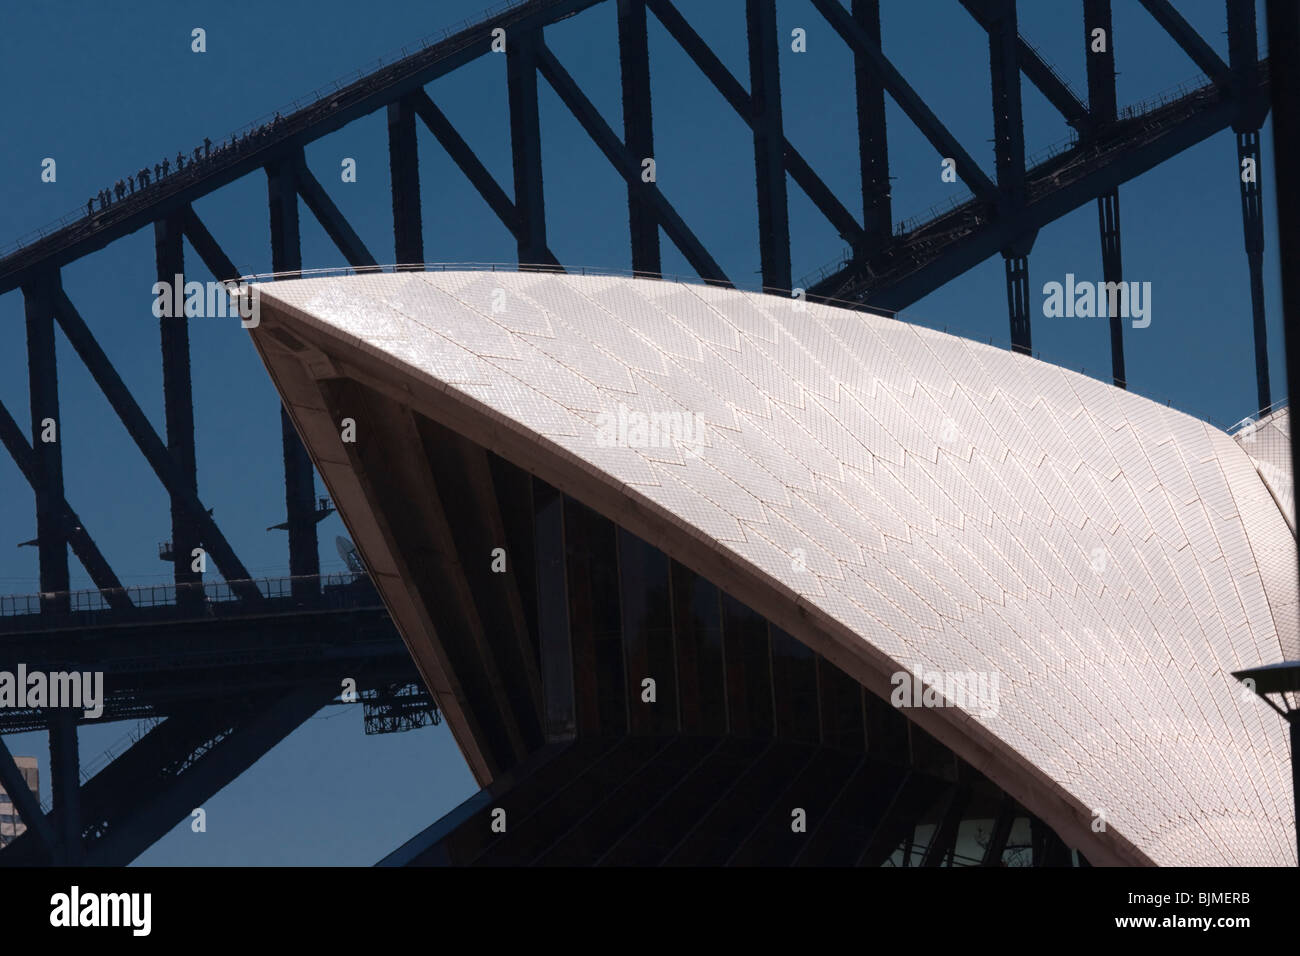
[336,536,364,574]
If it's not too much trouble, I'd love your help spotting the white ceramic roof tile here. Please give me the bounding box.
[253,271,1299,867]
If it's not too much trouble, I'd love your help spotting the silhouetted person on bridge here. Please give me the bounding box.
[127,176,135,194]
[161,158,170,177]
[138,167,150,188]
[176,152,185,171]
[114,180,126,200]
[86,197,94,216]
[203,136,212,157]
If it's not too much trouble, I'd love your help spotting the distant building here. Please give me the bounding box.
[0,757,38,847]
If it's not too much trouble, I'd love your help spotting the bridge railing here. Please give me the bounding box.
[0,0,549,260]
[0,572,373,619]
[1226,397,1292,437]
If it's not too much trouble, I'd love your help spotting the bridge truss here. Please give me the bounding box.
[0,0,1280,864]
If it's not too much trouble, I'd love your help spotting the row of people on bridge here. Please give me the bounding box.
[85,114,285,216]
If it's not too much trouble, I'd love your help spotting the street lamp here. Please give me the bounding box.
[1233,660,1300,864]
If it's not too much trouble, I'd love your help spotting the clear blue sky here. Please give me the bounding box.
[0,0,1286,864]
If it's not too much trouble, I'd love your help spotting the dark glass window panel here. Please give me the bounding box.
[618,529,677,735]
[1002,816,1034,866]
[864,687,910,765]
[908,723,958,781]
[532,478,575,737]
[771,626,819,743]
[818,656,866,751]
[670,561,726,735]
[564,498,625,735]
[1030,816,1075,866]
[720,592,774,738]
[954,779,1004,867]
[860,775,951,866]
[487,452,539,668]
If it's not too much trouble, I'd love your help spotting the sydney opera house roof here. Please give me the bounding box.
[245,269,1297,866]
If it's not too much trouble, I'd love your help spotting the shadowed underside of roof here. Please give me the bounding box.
[247,270,1297,867]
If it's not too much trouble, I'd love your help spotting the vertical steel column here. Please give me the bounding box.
[22,272,70,614]
[1005,255,1032,354]
[156,214,203,610]
[1085,0,1127,388]
[618,0,661,278]
[989,0,1026,209]
[988,0,1032,353]
[49,709,81,863]
[1229,0,1271,413]
[24,270,79,862]
[1096,191,1126,387]
[507,29,549,267]
[267,158,320,599]
[388,95,424,267]
[1083,0,1117,122]
[746,0,791,293]
[852,0,892,249]
[1237,131,1271,412]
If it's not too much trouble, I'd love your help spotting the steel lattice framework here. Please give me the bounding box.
[0,0,1277,865]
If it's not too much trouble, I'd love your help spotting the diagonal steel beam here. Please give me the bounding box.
[534,40,731,286]
[295,156,379,268]
[407,89,561,267]
[810,0,997,201]
[959,0,1090,130]
[50,290,263,605]
[646,0,865,248]
[0,397,131,604]
[0,686,335,865]
[1017,42,1090,130]
[410,90,515,230]
[82,686,335,865]
[1138,0,1232,87]
[181,205,241,282]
